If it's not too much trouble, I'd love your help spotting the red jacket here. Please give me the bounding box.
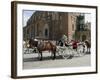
[72,41,77,48]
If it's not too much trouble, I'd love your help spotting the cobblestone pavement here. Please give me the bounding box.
[23,47,91,69]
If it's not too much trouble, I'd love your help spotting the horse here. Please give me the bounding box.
[37,41,57,60]
[84,40,91,54]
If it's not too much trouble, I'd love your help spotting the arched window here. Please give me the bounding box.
[45,28,48,37]
[82,35,86,41]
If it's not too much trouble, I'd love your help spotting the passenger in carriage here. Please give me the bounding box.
[58,40,64,46]
[72,40,78,51]
[65,41,69,47]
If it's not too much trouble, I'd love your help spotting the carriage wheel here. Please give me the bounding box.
[77,44,85,56]
[24,48,30,54]
[65,47,74,59]
[57,47,72,59]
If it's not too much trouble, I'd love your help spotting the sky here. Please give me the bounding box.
[85,13,91,23]
[23,10,35,27]
[23,10,91,26]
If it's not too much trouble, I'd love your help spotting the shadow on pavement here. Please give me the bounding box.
[23,55,65,62]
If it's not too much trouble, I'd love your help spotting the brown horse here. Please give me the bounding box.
[85,40,91,53]
[37,41,57,60]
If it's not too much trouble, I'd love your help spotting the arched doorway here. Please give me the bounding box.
[82,35,86,41]
[43,24,49,39]
[44,28,48,37]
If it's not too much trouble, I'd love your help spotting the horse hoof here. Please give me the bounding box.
[52,58,56,60]
[39,58,42,61]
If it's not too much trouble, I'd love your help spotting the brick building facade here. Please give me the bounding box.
[23,11,91,42]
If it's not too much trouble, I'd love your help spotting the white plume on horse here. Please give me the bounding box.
[34,38,38,41]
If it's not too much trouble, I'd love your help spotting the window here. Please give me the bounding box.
[27,28,29,34]
[45,28,48,37]
[36,24,39,36]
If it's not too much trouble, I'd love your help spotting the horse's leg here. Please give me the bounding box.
[87,48,90,54]
[52,51,56,60]
[27,48,30,54]
[87,47,89,54]
[51,51,53,58]
[40,53,42,60]
[89,48,91,53]
[83,46,85,53]
[86,45,89,53]
[86,46,88,53]
[39,52,42,61]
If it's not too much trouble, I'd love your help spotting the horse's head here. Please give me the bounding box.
[84,40,91,48]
